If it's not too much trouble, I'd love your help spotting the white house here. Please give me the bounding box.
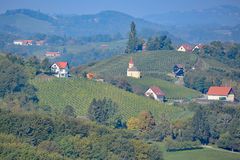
[145,86,166,102]
[192,44,204,52]
[13,40,23,45]
[51,62,69,78]
[13,40,33,46]
[177,44,192,52]
[207,86,235,102]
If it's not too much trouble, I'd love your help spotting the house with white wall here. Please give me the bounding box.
[145,86,166,102]
[51,62,69,78]
[177,44,192,52]
[207,86,235,102]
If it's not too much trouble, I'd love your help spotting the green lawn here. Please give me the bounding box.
[156,142,240,160]
[32,77,193,122]
[164,148,240,160]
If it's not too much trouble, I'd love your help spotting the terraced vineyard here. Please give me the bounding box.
[32,78,193,122]
[84,50,198,79]
[83,50,201,100]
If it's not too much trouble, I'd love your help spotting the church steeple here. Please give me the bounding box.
[129,57,134,68]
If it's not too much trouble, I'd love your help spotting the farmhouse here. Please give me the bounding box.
[86,72,95,80]
[45,52,61,57]
[173,64,184,77]
[51,62,69,78]
[13,40,33,46]
[177,44,192,52]
[207,86,235,102]
[127,57,141,79]
[192,44,204,52]
[145,86,166,102]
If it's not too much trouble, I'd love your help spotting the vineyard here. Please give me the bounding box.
[32,78,193,122]
[84,50,198,79]
[127,77,201,99]
[83,50,201,100]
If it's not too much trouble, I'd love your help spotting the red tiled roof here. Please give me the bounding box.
[150,86,165,96]
[55,62,68,69]
[181,44,192,51]
[22,40,33,44]
[129,57,134,64]
[207,86,233,96]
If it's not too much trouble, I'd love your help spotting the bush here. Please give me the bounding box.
[165,137,202,152]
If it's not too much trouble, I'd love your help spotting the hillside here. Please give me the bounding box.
[32,78,193,122]
[83,50,201,99]
[0,9,168,38]
[127,77,200,100]
[145,5,240,26]
[144,5,240,43]
[84,50,197,78]
[0,14,54,34]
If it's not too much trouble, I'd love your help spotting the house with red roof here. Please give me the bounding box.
[51,62,69,78]
[177,44,193,52]
[192,44,204,52]
[207,86,235,102]
[145,86,166,102]
[13,40,33,46]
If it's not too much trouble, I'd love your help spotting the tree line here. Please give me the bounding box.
[125,22,173,53]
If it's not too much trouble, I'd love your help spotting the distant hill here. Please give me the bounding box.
[145,5,240,26]
[0,9,170,38]
[144,5,240,43]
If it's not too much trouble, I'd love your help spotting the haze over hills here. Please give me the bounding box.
[144,5,240,26]
[1,7,240,44]
[0,9,169,38]
[144,5,240,43]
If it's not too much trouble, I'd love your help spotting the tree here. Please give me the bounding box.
[148,144,163,160]
[126,22,138,53]
[0,59,28,97]
[40,58,51,72]
[192,108,210,144]
[88,98,120,126]
[127,117,140,130]
[138,111,156,132]
[146,35,173,51]
[63,105,76,118]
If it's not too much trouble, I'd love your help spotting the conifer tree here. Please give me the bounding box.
[126,22,138,53]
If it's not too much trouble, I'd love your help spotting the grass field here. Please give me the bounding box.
[155,142,240,160]
[32,77,193,122]
[164,148,240,160]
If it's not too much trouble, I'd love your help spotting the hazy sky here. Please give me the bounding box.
[0,0,239,17]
